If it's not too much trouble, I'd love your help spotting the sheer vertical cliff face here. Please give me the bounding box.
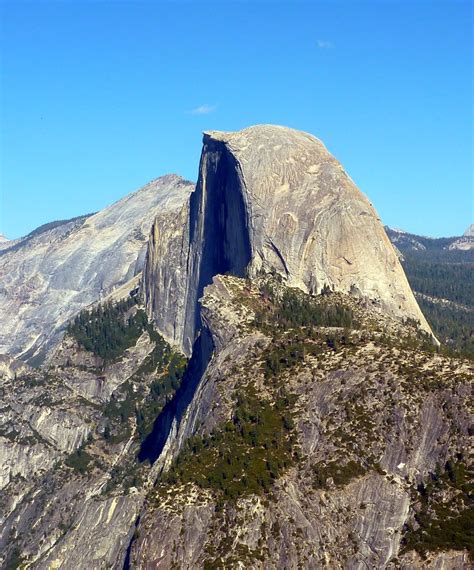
[142,200,192,349]
[182,138,252,354]
[143,138,253,355]
[144,125,432,354]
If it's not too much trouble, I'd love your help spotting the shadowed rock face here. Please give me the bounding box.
[143,139,253,355]
[0,174,193,362]
[183,137,252,353]
[144,125,433,354]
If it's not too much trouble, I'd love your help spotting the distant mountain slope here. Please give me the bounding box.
[386,226,474,258]
[386,227,474,358]
[0,214,94,255]
[0,175,193,363]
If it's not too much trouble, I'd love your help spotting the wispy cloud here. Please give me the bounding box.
[190,104,218,115]
[316,39,334,49]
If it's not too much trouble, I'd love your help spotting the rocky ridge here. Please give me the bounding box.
[386,226,474,253]
[463,225,474,238]
[0,174,193,363]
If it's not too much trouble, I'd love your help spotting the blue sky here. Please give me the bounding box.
[1,0,472,239]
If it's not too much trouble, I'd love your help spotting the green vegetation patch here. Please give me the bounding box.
[402,457,474,558]
[103,380,136,443]
[263,339,321,379]
[136,352,187,442]
[254,283,356,332]
[417,297,474,360]
[161,387,297,501]
[398,249,474,360]
[68,297,188,445]
[103,351,187,445]
[262,330,354,379]
[402,258,474,308]
[65,444,93,474]
[102,457,146,495]
[67,296,147,362]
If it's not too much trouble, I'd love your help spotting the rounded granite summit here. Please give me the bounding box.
[196,124,433,334]
[145,125,434,354]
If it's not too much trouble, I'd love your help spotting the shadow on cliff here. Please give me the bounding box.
[138,327,214,464]
[183,138,252,353]
[139,140,252,465]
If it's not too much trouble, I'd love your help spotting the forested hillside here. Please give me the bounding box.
[387,228,474,358]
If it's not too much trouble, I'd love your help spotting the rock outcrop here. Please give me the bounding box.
[0,175,193,362]
[144,126,433,355]
[0,297,187,569]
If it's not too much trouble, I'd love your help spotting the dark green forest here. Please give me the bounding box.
[254,282,356,331]
[401,257,473,359]
[162,386,297,502]
[388,231,474,360]
[402,457,474,558]
[67,296,147,362]
[416,297,474,359]
[402,259,473,307]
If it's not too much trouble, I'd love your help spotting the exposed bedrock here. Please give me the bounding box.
[144,125,433,354]
[0,174,193,363]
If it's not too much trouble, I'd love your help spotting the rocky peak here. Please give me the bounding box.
[144,125,433,355]
[0,234,10,252]
[448,223,474,251]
